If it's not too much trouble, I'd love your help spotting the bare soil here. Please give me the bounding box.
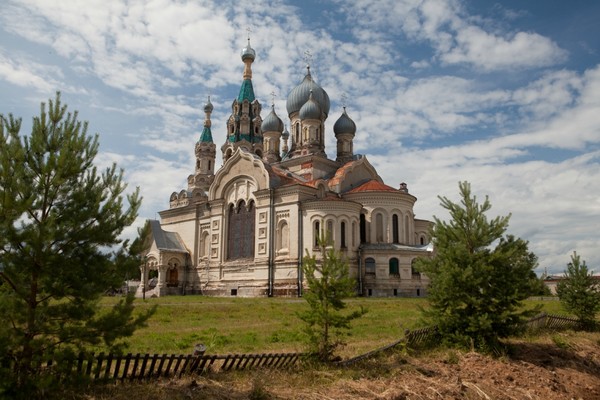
[83,331,600,400]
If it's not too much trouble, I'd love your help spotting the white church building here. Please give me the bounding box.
[140,40,433,298]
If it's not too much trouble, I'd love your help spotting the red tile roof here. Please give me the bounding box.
[347,180,398,193]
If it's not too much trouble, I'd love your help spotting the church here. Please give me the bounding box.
[139,39,433,298]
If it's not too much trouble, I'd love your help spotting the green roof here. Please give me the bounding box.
[199,126,213,143]
[237,79,255,102]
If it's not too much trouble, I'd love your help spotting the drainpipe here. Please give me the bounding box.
[268,188,275,297]
[297,203,303,297]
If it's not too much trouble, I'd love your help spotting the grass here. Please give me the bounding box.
[101,295,568,357]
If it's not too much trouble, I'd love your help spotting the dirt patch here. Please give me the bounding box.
[82,332,600,400]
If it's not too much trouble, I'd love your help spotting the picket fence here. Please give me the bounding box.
[39,351,303,383]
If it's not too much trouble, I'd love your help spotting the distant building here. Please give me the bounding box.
[140,40,433,298]
[544,274,600,295]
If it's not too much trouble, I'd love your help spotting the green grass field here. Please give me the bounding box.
[102,296,565,357]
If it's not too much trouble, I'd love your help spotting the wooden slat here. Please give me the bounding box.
[121,353,132,381]
[112,355,122,380]
[138,353,150,381]
[130,353,141,380]
[103,353,114,380]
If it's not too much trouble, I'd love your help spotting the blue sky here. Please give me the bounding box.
[1,0,599,274]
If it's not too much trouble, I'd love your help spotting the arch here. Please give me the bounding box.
[411,259,420,280]
[392,214,399,244]
[365,257,376,275]
[340,221,347,248]
[227,199,255,259]
[359,213,366,243]
[326,219,334,244]
[314,220,320,247]
[277,220,289,254]
[351,221,356,248]
[389,257,399,275]
[375,213,384,243]
[200,231,210,258]
[404,215,410,244]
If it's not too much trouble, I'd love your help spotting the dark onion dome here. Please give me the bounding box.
[286,66,330,117]
[333,107,356,135]
[241,38,255,62]
[261,105,284,132]
[299,91,322,120]
[203,97,213,113]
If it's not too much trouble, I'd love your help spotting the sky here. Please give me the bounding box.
[1,0,599,275]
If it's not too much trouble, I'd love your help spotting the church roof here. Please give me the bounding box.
[149,220,188,253]
[199,126,213,143]
[347,179,398,193]
[237,79,256,102]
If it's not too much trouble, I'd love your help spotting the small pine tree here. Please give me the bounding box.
[556,252,600,330]
[298,235,366,361]
[416,181,539,352]
[0,93,154,396]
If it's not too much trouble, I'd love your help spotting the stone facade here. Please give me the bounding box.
[140,40,433,298]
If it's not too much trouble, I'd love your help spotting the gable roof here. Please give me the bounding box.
[149,220,188,253]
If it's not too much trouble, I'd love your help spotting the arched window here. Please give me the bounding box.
[360,214,366,243]
[227,200,255,259]
[295,122,300,144]
[277,221,289,254]
[351,221,356,248]
[404,215,410,244]
[392,214,399,243]
[340,221,346,248]
[376,213,384,243]
[326,220,333,243]
[389,258,399,275]
[314,221,320,247]
[200,231,210,258]
[365,257,376,275]
[411,259,420,280]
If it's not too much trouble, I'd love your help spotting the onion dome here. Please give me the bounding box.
[286,67,330,117]
[241,38,255,62]
[333,107,356,135]
[299,91,322,120]
[281,124,289,139]
[261,105,284,132]
[203,97,213,113]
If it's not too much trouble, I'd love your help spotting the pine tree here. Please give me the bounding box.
[298,235,366,361]
[0,93,154,396]
[416,181,539,351]
[556,252,600,330]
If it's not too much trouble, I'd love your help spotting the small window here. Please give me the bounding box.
[393,289,398,296]
[340,221,346,248]
[368,289,373,297]
[231,289,238,296]
[389,258,399,275]
[365,257,376,275]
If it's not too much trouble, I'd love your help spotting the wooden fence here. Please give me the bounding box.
[37,351,303,383]
[338,313,580,366]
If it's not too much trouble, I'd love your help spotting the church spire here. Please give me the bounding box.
[222,36,263,162]
[192,96,216,192]
[199,96,214,143]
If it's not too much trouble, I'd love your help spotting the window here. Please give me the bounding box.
[404,215,410,244]
[392,214,399,243]
[376,213,384,243]
[340,221,346,248]
[277,221,289,254]
[411,259,420,280]
[326,220,333,243]
[360,214,366,243]
[365,257,376,275]
[351,222,356,248]
[389,258,399,275]
[227,200,255,259]
[200,231,209,258]
[314,221,320,247]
